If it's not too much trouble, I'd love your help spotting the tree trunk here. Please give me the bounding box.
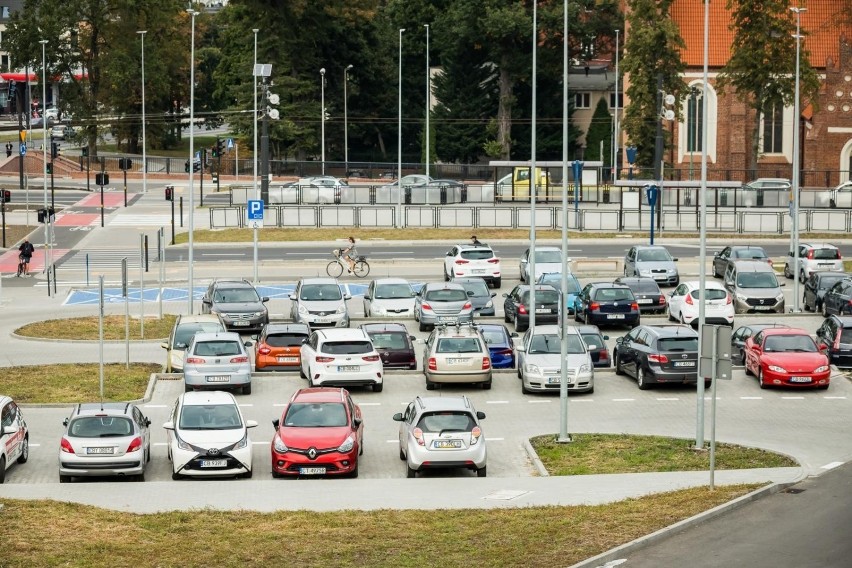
[497,60,514,160]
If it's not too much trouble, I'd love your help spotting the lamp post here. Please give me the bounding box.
[344,64,353,176]
[424,24,430,180]
[40,39,49,273]
[558,0,570,443]
[137,31,147,194]
[613,28,619,182]
[320,67,326,175]
[397,28,405,228]
[528,0,537,334]
[252,28,259,284]
[791,5,806,313]
[187,9,199,314]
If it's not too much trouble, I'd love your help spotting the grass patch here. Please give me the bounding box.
[4,363,159,403]
[0,484,761,567]
[531,434,797,475]
[15,315,176,341]
[0,224,38,246]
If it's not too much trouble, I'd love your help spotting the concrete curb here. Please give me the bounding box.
[522,438,549,477]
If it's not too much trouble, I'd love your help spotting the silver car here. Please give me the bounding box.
[519,246,569,283]
[516,325,594,393]
[59,402,151,482]
[363,278,416,317]
[414,282,473,332]
[393,395,487,478]
[624,245,679,286]
[183,332,253,395]
[290,277,351,328]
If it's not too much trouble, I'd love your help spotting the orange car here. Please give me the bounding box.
[254,323,311,371]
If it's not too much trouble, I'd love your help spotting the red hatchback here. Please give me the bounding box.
[271,387,363,477]
[744,328,831,389]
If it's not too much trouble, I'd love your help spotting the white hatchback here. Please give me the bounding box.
[300,328,384,392]
[667,281,734,327]
[443,244,502,288]
[784,243,843,283]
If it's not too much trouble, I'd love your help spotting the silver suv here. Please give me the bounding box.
[423,323,492,390]
[393,395,487,478]
[289,277,351,328]
[201,279,269,333]
[724,260,785,314]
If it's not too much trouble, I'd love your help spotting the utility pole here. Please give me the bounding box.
[260,80,270,204]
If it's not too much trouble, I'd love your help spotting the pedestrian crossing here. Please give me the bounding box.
[58,248,146,269]
[107,214,184,227]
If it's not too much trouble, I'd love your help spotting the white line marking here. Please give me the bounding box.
[740,396,763,400]
[251,441,266,445]
[386,440,397,443]
[238,404,254,407]
[781,396,805,400]
[824,396,847,400]
[569,399,595,402]
[201,253,243,257]
[143,404,168,408]
[272,403,287,407]
[358,402,382,406]
[485,437,504,441]
[486,400,509,404]
[527,400,551,404]
[153,442,168,446]
[28,443,40,447]
[821,461,844,470]
[656,398,679,401]
[612,398,635,402]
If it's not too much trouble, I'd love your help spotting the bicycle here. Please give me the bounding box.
[327,249,370,278]
[16,255,27,277]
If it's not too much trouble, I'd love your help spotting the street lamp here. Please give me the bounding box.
[424,24,430,180]
[252,28,259,283]
[344,64,353,176]
[613,28,619,182]
[320,67,326,175]
[791,5,806,313]
[187,8,199,314]
[397,28,405,228]
[137,31,147,194]
[40,39,49,272]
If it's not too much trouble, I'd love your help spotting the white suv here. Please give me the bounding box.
[300,328,384,392]
[443,244,501,288]
[784,243,843,283]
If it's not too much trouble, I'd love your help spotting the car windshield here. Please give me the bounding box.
[522,289,560,304]
[214,288,260,303]
[425,289,467,302]
[374,283,413,299]
[763,335,817,353]
[301,284,343,301]
[733,249,767,260]
[636,249,672,262]
[840,329,852,345]
[581,333,604,350]
[689,289,727,301]
[736,272,778,288]
[192,340,242,357]
[540,275,581,293]
[460,249,494,260]
[623,280,660,294]
[658,337,698,351]
[179,404,242,430]
[174,322,225,348]
[368,332,408,350]
[265,332,308,347]
[460,280,490,296]
[534,250,562,263]
[283,403,348,427]
[322,341,373,355]
[479,329,506,345]
[436,337,482,353]
[812,248,840,260]
[819,275,846,289]
[68,416,133,438]
[416,411,475,434]
[594,288,634,302]
[529,334,585,354]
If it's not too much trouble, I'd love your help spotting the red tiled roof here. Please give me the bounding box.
[672,0,852,69]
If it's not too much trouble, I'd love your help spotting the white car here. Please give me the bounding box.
[299,328,384,392]
[163,390,257,480]
[0,396,28,484]
[829,181,852,208]
[784,243,843,283]
[667,281,734,327]
[376,174,432,203]
[519,246,570,283]
[289,277,351,328]
[516,325,594,393]
[443,244,502,288]
[363,278,416,317]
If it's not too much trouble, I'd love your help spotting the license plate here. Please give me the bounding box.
[86,447,114,454]
[471,269,486,274]
[607,314,625,319]
[315,318,330,323]
[790,376,812,383]
[447,358,469,364]
[653,275,667,280]
[637,299,653,304]
[232,321,250,327]
[278,356,298,363]
[433,440,462,449]
[338,365,359,372]
[535,308,551,314]
[547,376,572,384]
[299,467,326,475]
[753,306,772,311]
[200,459,227,468]
[439,316,456,322]
[206,375,230,382]
[673,361,696,367]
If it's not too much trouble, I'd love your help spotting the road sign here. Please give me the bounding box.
[19,144,26,156]
[227,138,234,149]
[246,199,264,229]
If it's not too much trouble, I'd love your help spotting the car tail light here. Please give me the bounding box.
[482,357,491,370]
[685,294,694,305]
[362,355,380,362]
[648,353,670,363]
[659,295,667,305]
[462,302,472,311]
[470,426,482,445]
[126,436,143,453]
[590,302,600,311]
[834,330,842,350]
[185,357,204,364]
[726,294,732,305]
[258,346,271,355]
[631,302,639,311]
[487,258,500,264]
[807,250,814,259]
[599,349,609,361]
[838,252,843,260]
[316,356,335,363]
[230,356,249,363]
[767,258,774,266]
[428,357,437,371]
[455,259,470,264]
[413,427,425,446]
[421,302,433,311]
[60,438,75,454]
[518,304,528,314]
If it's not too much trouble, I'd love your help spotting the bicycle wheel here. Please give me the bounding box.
[327,260,344,278]
[353,260,370,278]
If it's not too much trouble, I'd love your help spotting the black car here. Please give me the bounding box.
[730,323,790,365]
[803,272,850,313]
[575,282,640,328]
[502,284,560,332]
[822,279,852,317]
[359,323,417,370]
[455,277,497,316]
[200,279,270,333]
[613,324,700,389]
[815,315,852,368]
[613,276,667,314]
[712,246,773,278]
[576,324,610,368]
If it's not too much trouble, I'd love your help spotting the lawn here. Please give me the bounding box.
[15,315,176,341]
[4,363,159,403]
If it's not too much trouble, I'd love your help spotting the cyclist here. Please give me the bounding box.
[339,236,358,274]
[18,238,34,276]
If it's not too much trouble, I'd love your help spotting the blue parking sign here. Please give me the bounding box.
[246,199,264,228]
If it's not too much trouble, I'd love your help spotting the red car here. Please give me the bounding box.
[744,328,831,389]
[271,387,363,478]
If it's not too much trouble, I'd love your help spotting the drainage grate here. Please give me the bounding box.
[783,488,805,494]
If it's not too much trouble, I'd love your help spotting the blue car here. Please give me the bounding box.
[537,272,582,314]
[477,324,517,369]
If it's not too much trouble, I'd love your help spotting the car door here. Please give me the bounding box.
[730,326,750,363]
[364,281,375,315]
[300,332,319,376]
[133,406,151,459]
[803,274,818,308]
[289,282,302,319]
[444,247,457,278]
[714,248,730,276]
[668,283,687,319]
[398,402,415,451]
[577,284,592,318]
[201,284,214,314]
[625,247,636,275]
[744,331,764,375]
[825,282,844,315]
[519,248,530,282]
[815,319,835,351]
[616,328,642,377]
[503,286,520,319]
[1,400,20,463]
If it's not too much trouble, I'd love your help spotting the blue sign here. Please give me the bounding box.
[19,144,26,156]
[626,146,638,165]
[247,199,264,220]
[227,138,234,149]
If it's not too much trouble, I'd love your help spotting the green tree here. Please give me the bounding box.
[717,0,820,174]
[620,0,686,170]
[584,97,612,163]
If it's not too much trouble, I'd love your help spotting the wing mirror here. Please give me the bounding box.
[476,411,486,419]
[163,421,175,430]
[353,418,362,429]
[392,413,404,422]
[245,420,258,429]
[272,419,280,430]
[262,297,270,303]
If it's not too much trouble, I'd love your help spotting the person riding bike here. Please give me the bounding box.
[18,239,34,276]
[336,236,358,274]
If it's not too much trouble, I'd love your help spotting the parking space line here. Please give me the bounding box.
[238,404,254,407]
[143,404,168,408]
[153,442,168,446]
[782,396,805,400]
[358,402,381,406]
[386,440,397,443]
[613,398,635,402]
[740,397,763,400]
[656,398,679,401]
[569,399,595,402]
[251,442,266,445]
[527,400,551,404]
[29,443,40,447]
[824,396,847,400]
[486,400,509,404]
[485,437,504,441]
[272,403,287,407]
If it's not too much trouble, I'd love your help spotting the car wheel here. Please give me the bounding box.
[817,383,830,390]
[803,296,811,311]
[783,263,792,279]
[739,349,746,367]
[271,471,284,479]
[584,311,591,325]
[504,308,512,323]
[242,468,253,479]
[146,447,151,463]
[59,474,72,484]
[482,380,492,390]
[134,472,145,482]
[758,368,768,389]
[171,469,182,480]
[521,377,530,394]
[399,447,406,461]
[426,378,436,390]
[822,302,829,317]
[799,270,806,284]
[242,383,252,395]
[349,463,359,478]
[636,367,650,390]
[419,319,428,332]
[17,436,28,464]
[679,313,686,325]
[744,357,753,376]
[514,313,527,333]
[614,351,624,376]
[0,457,5,484]
[407,465,417,478]
[299,364,307,379]
[372,383,383,393]
[477,466,487,478]
[712,264,720,278]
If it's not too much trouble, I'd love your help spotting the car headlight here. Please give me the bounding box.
[736,294,748,302]
[298,304,309,316]
[372,305,386,315]
[525,364,540,375]
[235,432,248,450]
[175,433,192,451]
[768,365,787,373]
[775,293,784,302]
[273,435,288,453]
[336,304,346,315]
[815,365,829,373]
[638,269,650,276]
[253,311,264,317]
[485,300,493,308]
[579,363,590,373]
[337,435,355,453]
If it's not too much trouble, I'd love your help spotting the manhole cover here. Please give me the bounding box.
[783,488,805,494]
[483,489,530,501]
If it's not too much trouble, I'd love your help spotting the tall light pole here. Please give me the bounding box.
[529,0,538,334]
[558,0,570,443]
[613,29,620,182]
[397,28,405,228]
[40,39,49,271]
[252,28,259,284]
[424,24,430,180]
[791,5,806,313]
[344,64,353,176]
[320,67,326,175]
[187,9,199,314]
[137,31,147,194]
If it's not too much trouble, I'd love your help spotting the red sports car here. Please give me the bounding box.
[744,327,830,389]
[271,387,363,477]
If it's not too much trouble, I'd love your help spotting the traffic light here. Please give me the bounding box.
[118,157,132,170]
[81,146,89,157]
[37,207,55,223]
[46,163,52,175]
[51,142,59,159]
[95,172,109,186]
[212,137,224,158]
[165,186,174,201]
[1,189,10,203]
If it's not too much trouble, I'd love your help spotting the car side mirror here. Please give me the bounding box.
[63,418,69,427]
[392,413,404,422]
[502,293,508,297]
[520,258,528,264]
[202,299,212,305]
[243,341,253,347]
[262,297,270,303]
[409,335,416,341]
[163,421,175,430]
[144,418,151,427]
[344,293,352,300]
[272,419,280,430]
[467,291,475,297]
[672,258,679,261]
[245,420,258,428]
[603,335,610,340]
[476,411,486,419]
[289,294,296,300]
[510,332,518,337]
[353,418,362,429]
[160,341,169,350]
[714,252,720,257]
[364,294,371,300]
[818,343,828,351]
[779,282,786,287]
[615,337,624,344]
[491,292,497,298]
[725,281,733,287]
[516,345,526,352]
